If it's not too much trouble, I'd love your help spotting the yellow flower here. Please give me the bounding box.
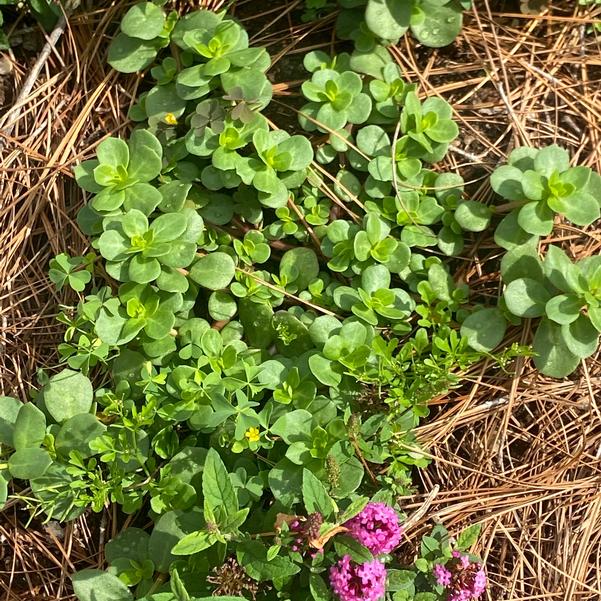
[245,427,260,443]
[163,112,178,125]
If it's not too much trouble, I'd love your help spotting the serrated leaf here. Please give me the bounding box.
[202,448,238,526]
[333,535,373,563]
[302,469,335,518]
[171,530,217,556]
[456,524,481,551]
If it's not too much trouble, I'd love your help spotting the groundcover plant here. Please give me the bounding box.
[1,2,601,601]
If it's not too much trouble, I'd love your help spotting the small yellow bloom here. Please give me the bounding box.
[163,112,178,125]
[245,427,260,443]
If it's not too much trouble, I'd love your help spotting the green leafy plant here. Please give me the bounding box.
[490,145,600,236]
[7,3,601,601]
[337,0,472,49]
[461,145,601,377]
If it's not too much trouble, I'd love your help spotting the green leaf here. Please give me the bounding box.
[500,241,543,284]
[356,125,390,156]
[148,509,203,573]
[129,255,161,283]
[105,528,150,565]
[171,530,217,556]
[504,278,551,318]
[302,469,335,518]
[280,247,319,292]
[517,200,554,236]
[414,594,437,601]
[208,291,237,321]
[490,165,524,201]
[238,299,275,349]
[545,294,582,325]
[127,129,163,182]
[426,118,458,143]
[588,304,601,335]
[533,144,570,177]
[411,1,463,47]
[456,524,481,551]
[310,574,332,601]
[387,569,416,592]
[55,414,106,458]
[202,448,238,526]
[338,497,369,524]
[98,230,129,261]
[158,181,192,212]
[454,201,492,232]
[333,536,374,563]
[308,354,343,387]
[277,135,314,171]
[72,569,133,601]
[365,0,410,40]
[150,212,188,243]
[43,369,93,423]
[544,245,584,293]
[13,403,46,450]
[170,568,191,601]
[190,253,236,290]
[428,263,453,302]
[561,316,598,359]
[271,410,312,444]
[361,264,391,294]
[236,540,301,582]
[122,208,150,237]
[74,160,103,193]
[8,448,52,480]
[97,137,129,169]
[0,396,22,447]
[494,210,536,251]
[268,459,303,506]
[191,598,247,601]
[461,308,507,352]
[108,33,158,73]
[401,225,437,247]
[121,2,165,40]
[533,318,580,377]
[560,191,600,226]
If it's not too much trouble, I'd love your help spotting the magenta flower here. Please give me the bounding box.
[344,502,402,555]
[329,555,386,601]
[434,563,452,586]
[434,551,487,601]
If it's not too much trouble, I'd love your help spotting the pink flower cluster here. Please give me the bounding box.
[433,551,486,601]
[344,502,403,555]
[329,555,387,601]
[329,503,402,601]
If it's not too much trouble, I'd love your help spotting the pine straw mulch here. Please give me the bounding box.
[1,0,601,599]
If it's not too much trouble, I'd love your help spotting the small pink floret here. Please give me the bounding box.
[344,502,402,555]
[329,555,386,601]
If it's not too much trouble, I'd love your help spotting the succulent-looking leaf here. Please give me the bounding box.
[461,308,507,352]
[533,318,580,377]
